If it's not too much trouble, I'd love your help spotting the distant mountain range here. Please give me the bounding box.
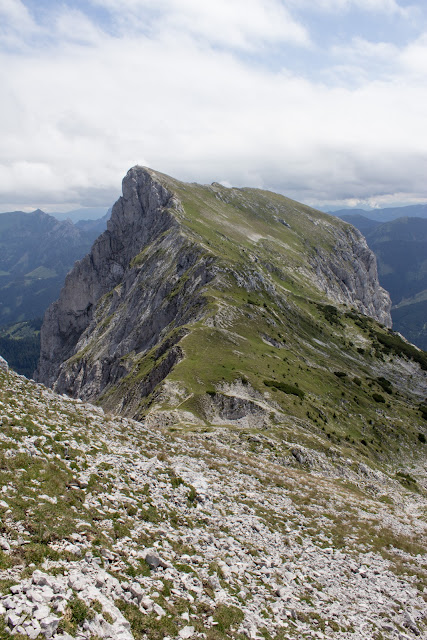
[50,206,111,223]
[334,212,427,350]
[0,209,109,373]
[330,203,427,222]
[0,209,108,325]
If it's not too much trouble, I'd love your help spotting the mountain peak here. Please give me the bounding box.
[36,167,427,447]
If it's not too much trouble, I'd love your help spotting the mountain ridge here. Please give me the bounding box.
[33,167,427,477]
[36,166,394,418]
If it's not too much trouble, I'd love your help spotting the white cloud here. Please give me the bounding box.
[292,0,410,15]
[54,8,105,46]
[331,37,399,61]
[0,0,39,48]
[89,0,310,49]
[0,2,426,210]
[0,0,35,29]
[330,33,427,81]
[400,33,427,76]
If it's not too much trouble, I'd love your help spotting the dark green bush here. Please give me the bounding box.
[372,393,385,403]
[264,379,305,399]
[317,304,342,326]
[346,311,371,330]
[376,376,392,394]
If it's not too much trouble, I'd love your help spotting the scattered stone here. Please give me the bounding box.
[144,552,167,570]
[0,359,426,640]
[403,610,420,636]
[0,537,10,552]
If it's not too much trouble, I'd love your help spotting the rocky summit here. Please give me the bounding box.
[36,168,405,421]
[2,167,427,639]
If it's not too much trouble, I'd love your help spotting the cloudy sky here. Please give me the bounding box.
[1,0,427,212]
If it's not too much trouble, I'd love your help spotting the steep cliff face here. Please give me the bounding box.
[36,168,216,398]
[36,165,423,435]
[309,224,391,326]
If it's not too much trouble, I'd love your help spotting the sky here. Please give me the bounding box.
[1,0,427,213]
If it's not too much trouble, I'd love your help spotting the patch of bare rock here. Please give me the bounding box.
[0,366,426,640]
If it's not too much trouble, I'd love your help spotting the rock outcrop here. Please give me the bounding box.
[310,227,391,327]
[35,166,401,424]
[36,168,216,400]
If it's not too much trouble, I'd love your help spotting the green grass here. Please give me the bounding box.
[116,601,178,640]
[213,604,244,633]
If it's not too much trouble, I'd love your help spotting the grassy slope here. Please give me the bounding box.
[88,173,427,475]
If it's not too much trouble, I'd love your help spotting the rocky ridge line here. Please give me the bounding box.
[35,167,392,423]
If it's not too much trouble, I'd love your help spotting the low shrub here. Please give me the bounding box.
[372,393,385,403]
[376,377,392,394]
[264,379,305,399]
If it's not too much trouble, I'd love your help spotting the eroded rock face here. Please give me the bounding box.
[310,226,392,327]
[35,167,216,403]
[36,168,175,387]
[35,166,393,418]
